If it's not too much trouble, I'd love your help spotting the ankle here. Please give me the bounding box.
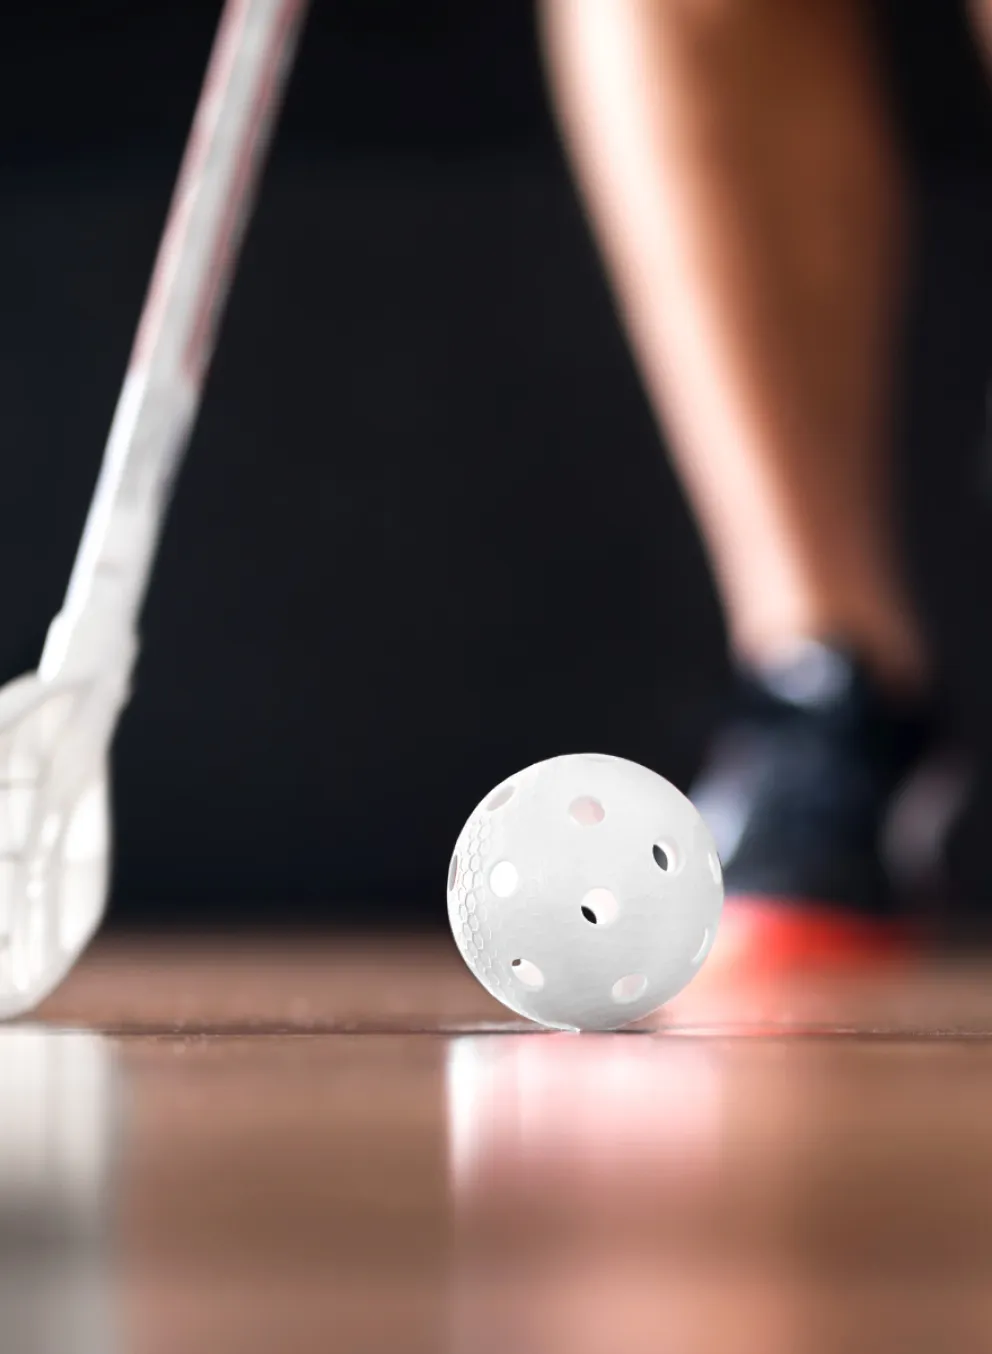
[732,625,933,706]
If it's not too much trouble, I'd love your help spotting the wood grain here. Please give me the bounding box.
[2,933,991,1353]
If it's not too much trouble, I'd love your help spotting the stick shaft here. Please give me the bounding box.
[43,0,308,680]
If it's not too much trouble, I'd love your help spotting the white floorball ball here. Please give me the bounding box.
[447,753,724,1031]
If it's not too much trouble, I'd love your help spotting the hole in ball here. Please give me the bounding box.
[569,796,605,826]
[692,927,714,966]
[612,974,648,1004]
[653,841,679,873]
[447,853,459,892]
[580,887,620,927]
[511,958,544,989]
[486,784,515,812]
[489,860,519,898]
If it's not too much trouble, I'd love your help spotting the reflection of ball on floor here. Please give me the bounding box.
[447,753,724,1031]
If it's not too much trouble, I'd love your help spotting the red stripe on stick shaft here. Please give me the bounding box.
[130,0,305,383]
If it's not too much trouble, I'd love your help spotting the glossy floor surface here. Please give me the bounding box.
[5,934,992,1353]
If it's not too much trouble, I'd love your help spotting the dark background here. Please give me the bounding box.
[0,1,990,926]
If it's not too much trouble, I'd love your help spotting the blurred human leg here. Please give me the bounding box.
[540,0,927,695]
[971,0,992,62]
[541,0,939,970]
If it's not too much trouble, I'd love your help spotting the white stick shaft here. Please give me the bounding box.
[42,0,308,681]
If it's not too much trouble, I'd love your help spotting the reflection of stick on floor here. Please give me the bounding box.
[0,1031,117,1354]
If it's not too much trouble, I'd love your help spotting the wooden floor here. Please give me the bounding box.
[5,933,992,1354]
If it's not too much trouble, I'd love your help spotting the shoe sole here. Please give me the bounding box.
[702,895,922,980]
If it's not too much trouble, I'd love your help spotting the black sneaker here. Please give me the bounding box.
[690,641,940,975]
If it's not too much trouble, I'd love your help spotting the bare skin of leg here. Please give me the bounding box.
[540,0,930,695]
[973,0,992,61]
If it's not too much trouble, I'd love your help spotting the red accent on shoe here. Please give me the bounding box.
[703,895,921,980]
